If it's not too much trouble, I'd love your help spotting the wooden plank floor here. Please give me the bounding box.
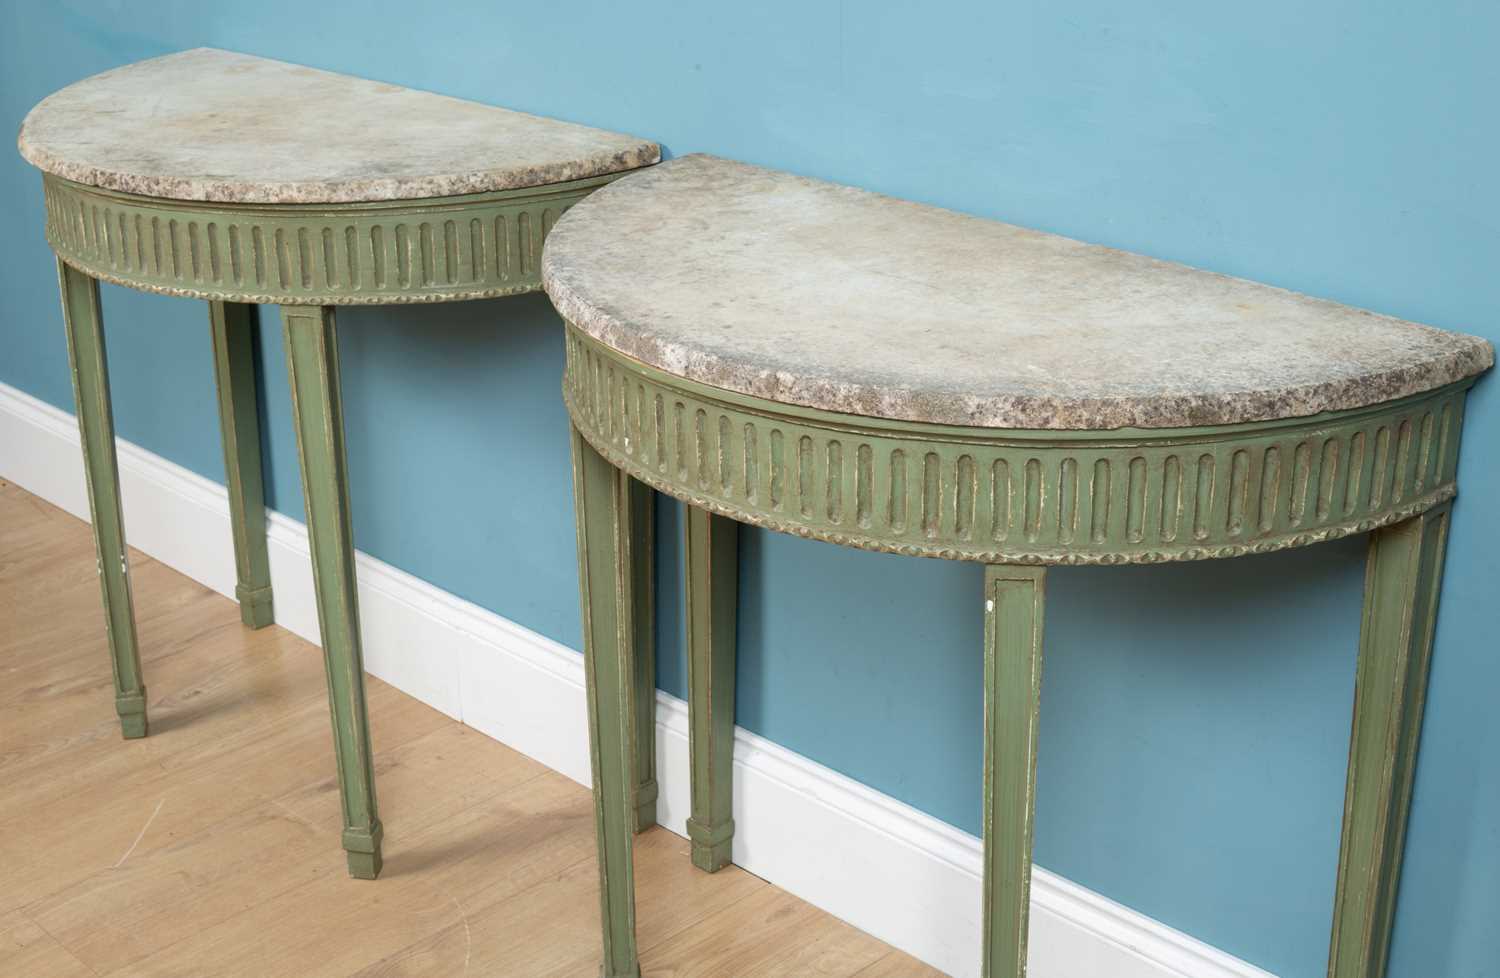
[0,478,941,977]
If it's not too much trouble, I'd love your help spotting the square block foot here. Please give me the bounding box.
[634,802,657,834]
[687,815,734,873]
[237,585,275,630]
[600,966,642,978]
[119,714,149,739]
[346,848,382,880]
[690,841,733,874]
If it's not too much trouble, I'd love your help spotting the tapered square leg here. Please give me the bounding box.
[1327,506,1450,978]
[626,478,659,832]
[209,301,273,629]
[571,427,644,978]
[282,305,382,880]
[685,505,738,873]
[981,565,1046,978]
[57,260,148,739]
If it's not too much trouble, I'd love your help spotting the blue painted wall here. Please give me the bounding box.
[2,3,1495,975]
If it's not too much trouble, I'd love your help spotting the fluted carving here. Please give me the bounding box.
[565,327,1470,565]
[43,174,614,305]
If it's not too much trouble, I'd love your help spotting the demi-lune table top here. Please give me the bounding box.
[17,48,660,204]
[543,155,1492,430]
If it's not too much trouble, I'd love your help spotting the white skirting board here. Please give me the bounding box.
[0,380,1276,978]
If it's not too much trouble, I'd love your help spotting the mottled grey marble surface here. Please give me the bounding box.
[544,155,1493,430]
[18,48,659,204]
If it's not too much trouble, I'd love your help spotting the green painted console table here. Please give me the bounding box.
[18,48,658,880]
[542,155,1494,978]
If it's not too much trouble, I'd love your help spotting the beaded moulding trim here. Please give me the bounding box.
[564,326,1471,565]
[43,173,619,305]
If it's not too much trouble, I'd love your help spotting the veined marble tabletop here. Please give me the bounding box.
[17,48,660,205]
[543,155,1493,430]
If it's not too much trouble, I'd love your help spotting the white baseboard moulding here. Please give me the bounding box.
[0,379,1277,978]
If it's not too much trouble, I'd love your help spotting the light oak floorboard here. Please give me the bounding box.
[1,478,936,976]
[0,910,96,978]
[852,950,951,978]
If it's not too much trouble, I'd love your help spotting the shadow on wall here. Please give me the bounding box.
[4,4,1498,973]
[661,474,1368,971]
[242,292,586,646]
[18,153,1469,978]
[204,271,1375,974]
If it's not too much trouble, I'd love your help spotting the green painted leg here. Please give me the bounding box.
[981,565,1046,978]
[57,260,148,739]
[282,305,382,881]
[685,505,738,873]
[571,427,643,978]
[209,301,273,629]
[627,478,659,832]
[1327,505,1450,978]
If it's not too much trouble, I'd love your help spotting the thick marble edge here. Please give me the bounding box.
[17,48,660,205]
[543,155,1494,431]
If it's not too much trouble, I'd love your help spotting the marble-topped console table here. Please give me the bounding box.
[18,48,658,879]
[543,155,1493,977]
